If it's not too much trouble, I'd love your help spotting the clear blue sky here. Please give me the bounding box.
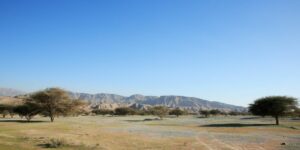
[1,0,299,106]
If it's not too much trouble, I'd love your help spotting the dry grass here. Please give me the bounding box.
[0,115,299,150]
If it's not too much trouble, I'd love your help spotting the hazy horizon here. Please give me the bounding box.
[1,0,300,107]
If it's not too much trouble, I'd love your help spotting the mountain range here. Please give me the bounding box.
[69,92,246,112]
[0,88,246,112]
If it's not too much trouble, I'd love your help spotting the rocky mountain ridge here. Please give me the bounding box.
[69,92,246,112]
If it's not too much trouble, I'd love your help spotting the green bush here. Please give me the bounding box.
[169,108,185,117]
[92,109,114,115]
[114,107,136,115]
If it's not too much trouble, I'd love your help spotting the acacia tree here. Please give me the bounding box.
[169,108,184,117]
[61,99,87,117]
[0,104,14,118]
[29,88,72,122]
[92,109,114,116]
[149,106,169,119]
[249,96,298,125]
[209,109,221,116]
[199,110,210,118]
[13,102,41,122]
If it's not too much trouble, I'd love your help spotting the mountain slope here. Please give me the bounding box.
[0,88,25,97]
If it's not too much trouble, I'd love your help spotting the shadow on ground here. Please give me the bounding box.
[201,123,274,127]
[240,117,261,120]
[125,118,161,122]
[125,120,145,122]
[0,119,47,123]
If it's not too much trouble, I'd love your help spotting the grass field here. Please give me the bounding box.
[0,115,299,150]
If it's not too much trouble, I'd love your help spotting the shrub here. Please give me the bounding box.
[0,104,14,118]
[169,108,185,117]
[114,107,136,115]
[149,106,169,119]
[13,102,41,122]
[199,110,210,118]
[44,138,68,148]
[92,109,114,115]
[209,109,221,115]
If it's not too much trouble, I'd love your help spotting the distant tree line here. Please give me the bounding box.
[92,106,189,119]
[199,109,250,118]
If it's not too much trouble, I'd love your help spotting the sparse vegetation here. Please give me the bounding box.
[92,109,114,116]
[149,106,169,119]
[169,108,185,117]
[43,138,68,148]
[13,102,41,122]
[199,110,210,118]
[209,109,221,116]
[0,104,14,118]
[114,107,136,115]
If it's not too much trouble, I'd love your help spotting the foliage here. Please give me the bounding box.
[44,138,68,148]
[149,106,169,119]
[92,109,114,115]
[28,88,72,122]
[199,110,210,117]
[293,108,300,117]
[199,109,222,117]
[169,108,185,117]
[114,107,136,115]
[13,102,41,121]
[209,109,221,115]
[0,104,14,118]
[62,99,87,116]
[249,96,298,125]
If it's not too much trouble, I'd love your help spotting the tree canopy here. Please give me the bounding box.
[169,108,184,117]
[114,107,135,115]
[249,96,298,125]
[149,106,169,119]
[28,88,78,122]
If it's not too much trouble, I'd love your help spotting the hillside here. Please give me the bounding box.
[0,88,24,97]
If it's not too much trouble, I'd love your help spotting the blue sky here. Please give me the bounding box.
[0,0,299,106]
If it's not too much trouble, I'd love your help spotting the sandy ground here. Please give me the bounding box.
[0,115,299,150]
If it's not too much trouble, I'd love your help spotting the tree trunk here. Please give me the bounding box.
[50,116,54,122]
[275,116,279,125]
[25,115,31,122]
